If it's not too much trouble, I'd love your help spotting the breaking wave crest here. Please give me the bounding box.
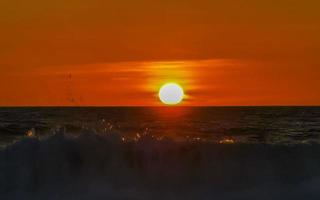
[1,129,320,199]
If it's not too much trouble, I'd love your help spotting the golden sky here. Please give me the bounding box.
[0,0,319,106]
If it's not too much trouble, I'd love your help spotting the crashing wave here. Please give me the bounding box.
[1,130,320,199]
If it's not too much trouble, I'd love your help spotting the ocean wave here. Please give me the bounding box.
[1,130,320,199]
[1,107,320,146]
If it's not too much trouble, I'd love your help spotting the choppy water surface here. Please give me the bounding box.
[0,107,319,146]
[1,107,320,200]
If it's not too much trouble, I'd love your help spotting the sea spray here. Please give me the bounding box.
[1,130,320,199]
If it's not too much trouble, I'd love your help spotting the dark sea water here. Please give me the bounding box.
[1,107,320,199]
[0,107,320,146]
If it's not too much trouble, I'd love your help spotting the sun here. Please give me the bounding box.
[159,83,184,105]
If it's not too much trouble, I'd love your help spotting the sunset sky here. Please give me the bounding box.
[0,0,319,106]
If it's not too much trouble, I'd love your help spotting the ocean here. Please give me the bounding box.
[1,107,320,199]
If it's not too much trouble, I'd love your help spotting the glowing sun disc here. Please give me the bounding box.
[159,83,184,105]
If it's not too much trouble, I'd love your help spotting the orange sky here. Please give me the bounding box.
[0,0,319,106]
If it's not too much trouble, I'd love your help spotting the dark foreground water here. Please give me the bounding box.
[0,107,320,199]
